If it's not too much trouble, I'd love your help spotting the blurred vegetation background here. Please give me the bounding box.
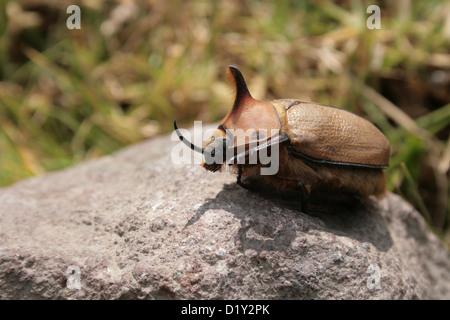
[0,0,449,245]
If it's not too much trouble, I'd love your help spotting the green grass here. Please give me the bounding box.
[0,0,449,245]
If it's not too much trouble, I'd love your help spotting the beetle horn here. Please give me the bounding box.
[174,120,204,154]
[227,65,254,110]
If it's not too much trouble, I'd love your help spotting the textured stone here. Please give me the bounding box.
[0,130,449,299]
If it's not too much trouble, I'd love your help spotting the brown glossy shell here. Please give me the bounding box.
[278,99,390,168]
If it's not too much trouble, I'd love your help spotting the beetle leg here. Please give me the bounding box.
[237,164,243,185]
[269,177,310,210]
[236,165,267,193]
[296,181,310,213]
[236,164,251,189]
[235,172,312,213]
[236,165,255,190]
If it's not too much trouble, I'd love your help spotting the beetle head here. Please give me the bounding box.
[173,121,230,172]
[201,128,231,172]
[174,66,281,172]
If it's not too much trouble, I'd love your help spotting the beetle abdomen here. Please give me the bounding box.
[282,100,390,168]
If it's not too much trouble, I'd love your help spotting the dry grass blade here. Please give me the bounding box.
[360,82,448,231]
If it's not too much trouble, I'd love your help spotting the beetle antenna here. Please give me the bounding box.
[174,120,204,154]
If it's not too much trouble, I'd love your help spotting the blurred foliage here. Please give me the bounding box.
[0,0,449,245]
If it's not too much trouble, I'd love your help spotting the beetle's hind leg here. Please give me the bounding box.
[273,178,310,213]
[237,165,243,186]
[296,180,310,213]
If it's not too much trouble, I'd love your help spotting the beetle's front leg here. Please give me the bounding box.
[236,165,261,191]
[273,177,310,212]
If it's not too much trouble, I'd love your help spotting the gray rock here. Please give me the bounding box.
[0,130,449,299]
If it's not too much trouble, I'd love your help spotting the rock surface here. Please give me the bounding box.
[0,129,449,299]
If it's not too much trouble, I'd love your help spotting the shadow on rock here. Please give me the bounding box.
[185,182,393,253]
[308,202,393,252]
